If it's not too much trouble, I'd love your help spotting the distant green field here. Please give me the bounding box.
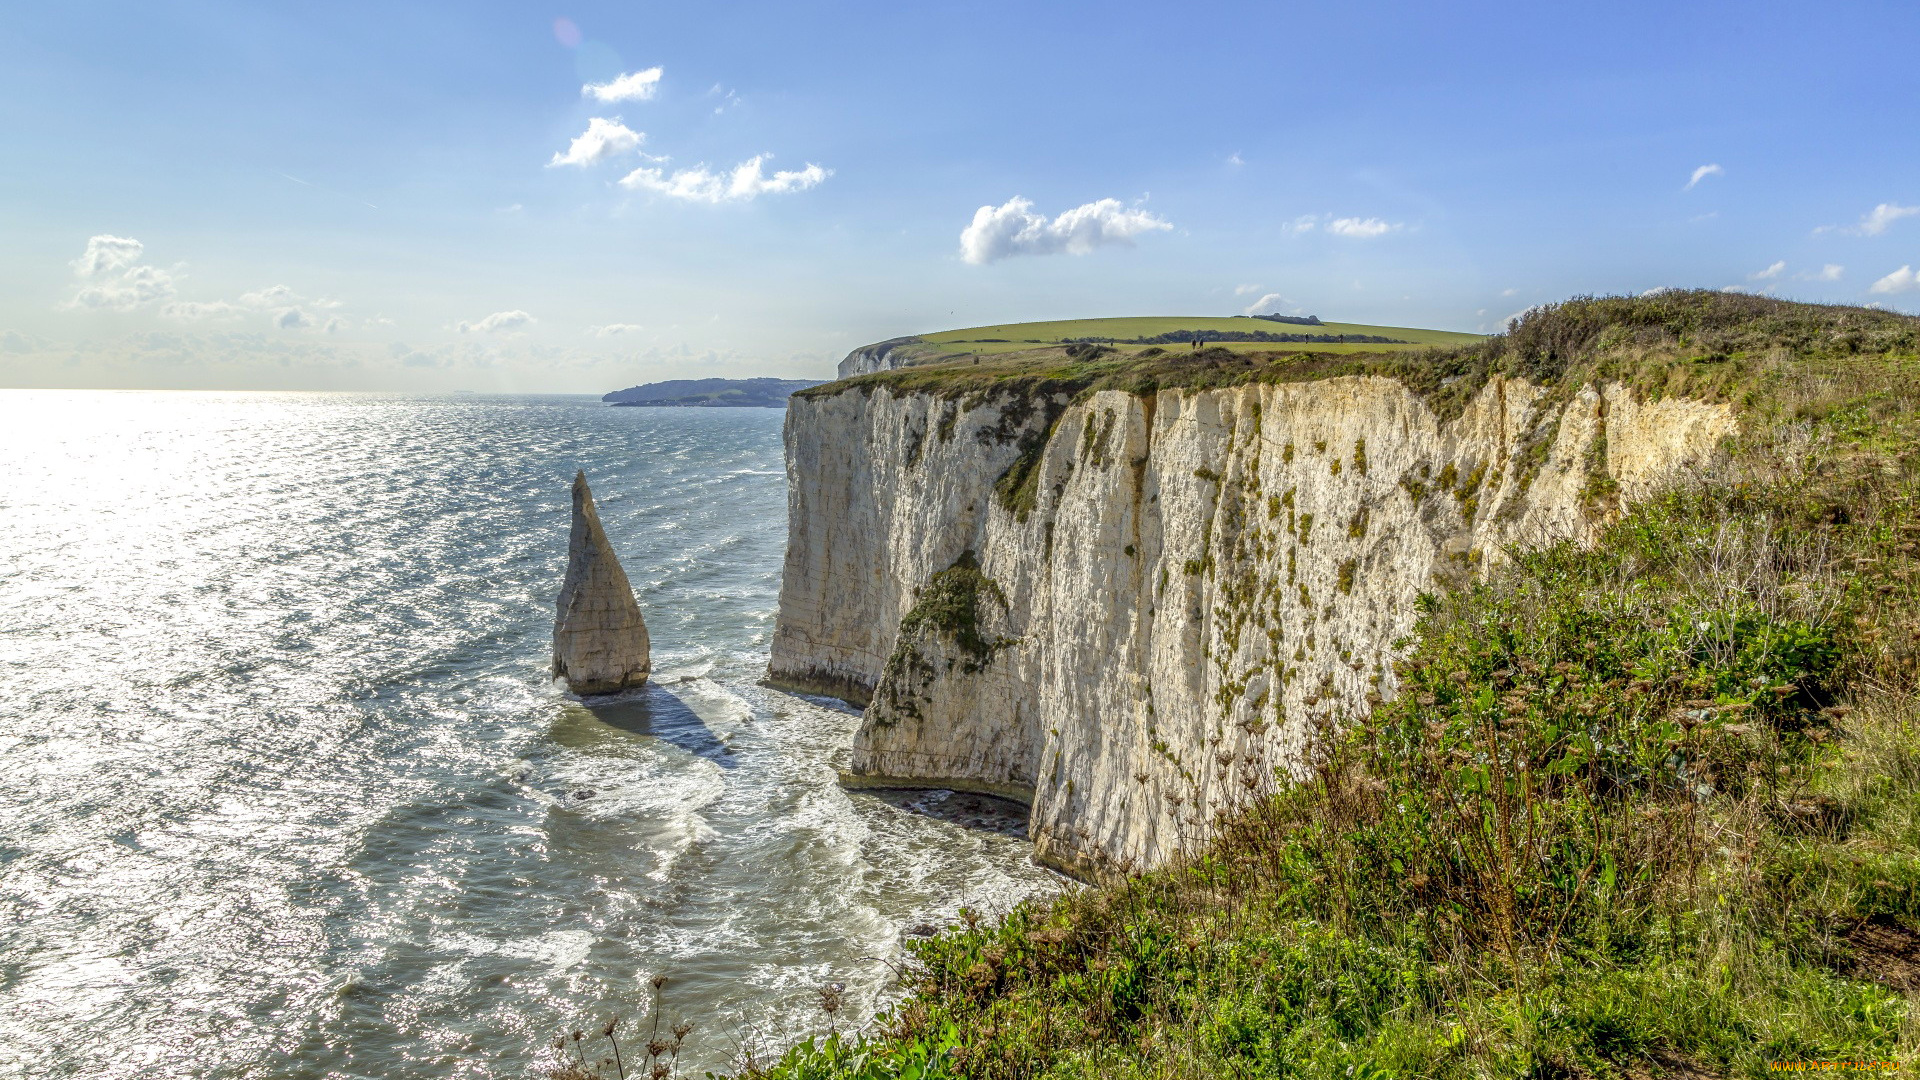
[917,315,1482,356]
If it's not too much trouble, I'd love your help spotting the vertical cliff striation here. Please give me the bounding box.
[554,471,651,696]
[770,375,1733,878]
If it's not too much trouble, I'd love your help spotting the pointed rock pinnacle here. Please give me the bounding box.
[553,471,651,695]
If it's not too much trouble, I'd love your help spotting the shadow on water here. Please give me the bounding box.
[857,788,1030,839]
[558,683,736,767]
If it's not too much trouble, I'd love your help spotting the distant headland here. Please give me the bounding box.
[601,377,824,408]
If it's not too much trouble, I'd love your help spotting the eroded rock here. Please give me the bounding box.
[553,471,650,695]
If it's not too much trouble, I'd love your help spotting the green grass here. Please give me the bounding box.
[922,315,1482,352]
[734,293,1920,1080]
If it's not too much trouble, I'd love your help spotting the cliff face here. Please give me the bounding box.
[770,376,1734,877]
[837,337,924,379]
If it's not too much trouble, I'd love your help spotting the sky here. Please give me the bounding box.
[2,0,1917,392]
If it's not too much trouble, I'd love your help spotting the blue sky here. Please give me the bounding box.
[2,0,1916,391]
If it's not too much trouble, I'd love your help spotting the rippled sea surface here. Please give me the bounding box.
[0,391,1058,1079]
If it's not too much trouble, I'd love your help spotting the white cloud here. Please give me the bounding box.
[160,300,240,321]
[1233,284,1263,296]
[64,235,178,311]
[549,118,644,167]
[1870,266,1918,294]
[583,67,662,103]
[1241,293,1301,316]
[589,323,643,337]
[1640,286,1679,297]
[1227,152,1244,166]
[1801,263,1844,281]
[1275,211,1406,239]
[1854,203,1920,237]
[72,235,145,277]
[457,310,536,334]
[240,285,297,309]
[619,154,830,203]
[1750,260,1786,280]
[71,264,176,311]
[1501,288,1518,297]
[1325,217,1398,239]
[958,196,1171,264]
[1685,163,1724,190]
[1504,304,1545,328]
[148,280,339,331]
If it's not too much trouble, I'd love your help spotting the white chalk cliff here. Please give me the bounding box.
[554,471,651,696]
[769,375,1734,878]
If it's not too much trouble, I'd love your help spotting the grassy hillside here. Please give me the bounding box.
[750,293,1920,1079]
[863,316,1485,367]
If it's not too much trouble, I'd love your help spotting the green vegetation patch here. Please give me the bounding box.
[894,550,1013,673]
[799,292,1920,432]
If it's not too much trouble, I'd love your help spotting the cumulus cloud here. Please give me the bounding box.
[72,235,146,277]
[1284,214,1400,238]
[1241,293,1300,316]
[619,155,829,203]
[589,323,644,337]
[1504,304,1547,328]
[63,235,178,311]
[151,280,338,331]
[1870,266,1919,294]
[549,118,644,167]
[1233,284,1263,296]
[1854,203,1920,237]
[2,329,36,353]
[583,67,662,103]
[1325,217,1398,239]
[457,310,536,334]
[1685,164,1724,190]
[240,285,298,308]
[1750,260,1786,280]
[958,197,1171,265]
[160,300,240,321]
[71,264,177,311]
[1802,264,1844,281]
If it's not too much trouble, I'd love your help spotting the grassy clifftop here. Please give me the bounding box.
[747,292,1920,1079]
[806,292,1919,420]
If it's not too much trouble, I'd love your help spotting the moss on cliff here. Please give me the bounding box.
[895,551,1013,672]
[735,294,1920,1079]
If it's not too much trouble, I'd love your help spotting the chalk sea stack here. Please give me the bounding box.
[553,471,651,695]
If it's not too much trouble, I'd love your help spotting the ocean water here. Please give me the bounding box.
[0,391,1060,1079]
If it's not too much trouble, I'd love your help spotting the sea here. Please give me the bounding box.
[0,391,1061,1079]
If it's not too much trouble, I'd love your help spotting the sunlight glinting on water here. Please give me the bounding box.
[0,391,1060,1079]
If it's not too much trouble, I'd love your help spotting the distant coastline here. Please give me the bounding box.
[602,377,824,408]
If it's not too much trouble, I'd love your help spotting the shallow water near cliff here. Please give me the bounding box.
[0,390,1060,1080]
